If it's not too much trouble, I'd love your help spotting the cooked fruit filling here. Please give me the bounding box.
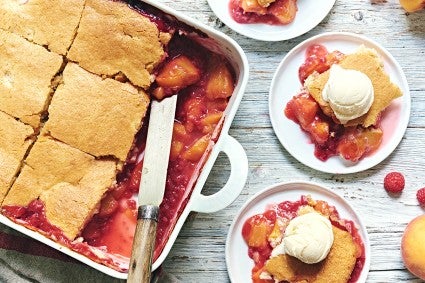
[0,0,235,272]
[285,44,402,162]
[242,195,365,283]
[81,34,235,264]
[229,0,298,25]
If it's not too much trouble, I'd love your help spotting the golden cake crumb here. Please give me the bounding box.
[0,0,168,241]
[2,136,118,212]
[265,226,359,283]
[67,0,168,89]
[0,111,34,202]
[0,29,63,127]
[0,0,85,55]
[305,46,403,127]
[43,63,150,162]
[39,159,116,239]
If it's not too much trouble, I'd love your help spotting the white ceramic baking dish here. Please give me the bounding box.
[0,0,249,279]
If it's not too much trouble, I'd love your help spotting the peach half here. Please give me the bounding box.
[401,214,425,279]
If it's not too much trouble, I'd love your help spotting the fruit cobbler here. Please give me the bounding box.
[230,0,298,25]
[0,0,235,271]
[243,195,366,283]
[285,44,403,162]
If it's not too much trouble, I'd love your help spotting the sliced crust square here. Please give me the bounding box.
[0,0,85,55]
[0,111,34,202]
[43,63,149,162]
[67,0,168,89]
[305,46,403,128]
[2,136,118,239]
[0,29,63,127]
[39,159,117,239]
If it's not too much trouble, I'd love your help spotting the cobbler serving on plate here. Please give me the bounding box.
[285,44,403,162]
[242,195,366,283]
[229,0,298,25]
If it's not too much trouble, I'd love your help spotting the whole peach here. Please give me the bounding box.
[401,214,425,279]
[399,0,425,12]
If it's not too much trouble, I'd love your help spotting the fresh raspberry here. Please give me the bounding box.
[384,172,405,193]
[416,188,425,206]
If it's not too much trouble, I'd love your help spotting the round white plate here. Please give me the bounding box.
[269,32,411,174]
[226,181,370,283]
[207,0,336,41]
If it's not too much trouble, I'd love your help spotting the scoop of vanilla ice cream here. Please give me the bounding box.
[282,212,334,264]
[322,64,374,124]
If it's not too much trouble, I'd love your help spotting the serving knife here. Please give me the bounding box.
[127,95,177,283]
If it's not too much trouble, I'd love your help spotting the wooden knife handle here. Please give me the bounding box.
[127,205,159,283]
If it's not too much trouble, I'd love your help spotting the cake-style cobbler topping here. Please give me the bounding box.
[242,195,365,283]
[1,0,235,272]
[284,44,395,162]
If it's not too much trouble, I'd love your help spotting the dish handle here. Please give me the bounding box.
[190,135,248,213]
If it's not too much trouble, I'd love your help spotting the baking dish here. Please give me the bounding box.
[0,0,249,279]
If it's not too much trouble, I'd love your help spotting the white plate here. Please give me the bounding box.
[226,181,371,283]
[269,32,411,174]
[207,0,336,41]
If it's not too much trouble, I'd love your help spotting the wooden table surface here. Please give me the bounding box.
[0,1,423,283]
[155,1,425,282]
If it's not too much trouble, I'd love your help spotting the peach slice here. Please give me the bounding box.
[337,127,383,162]
[170,140,184,160]
[258,0,276,7]
[181,134,210,162]
[308,120,330,145]
[401,214,425,279]
[400,0,425,12]
[268,0,297,24]
[205,62,234,100]
[240,0,268,15]
[156,55,201,90]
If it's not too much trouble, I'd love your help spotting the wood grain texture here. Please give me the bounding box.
[128,217,158,283]
[156,1,425,283]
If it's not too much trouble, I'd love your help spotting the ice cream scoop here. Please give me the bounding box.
[322,64,374,124]
[282,212,334,264]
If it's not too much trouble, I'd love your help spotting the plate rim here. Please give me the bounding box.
[225,180,371,283]
[206,0,337,41]
[268,31,411,174]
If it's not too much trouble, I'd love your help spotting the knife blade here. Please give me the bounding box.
[127,94,177,283]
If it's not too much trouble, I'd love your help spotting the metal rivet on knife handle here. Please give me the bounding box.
[138,205,159,221]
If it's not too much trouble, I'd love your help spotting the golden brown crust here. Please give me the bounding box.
[0,0,164,240]
[2,136,118,210]
[0,0,85,55]
[305,46,403,128]
[265,226,358,283]
[0,29,63,127]
[40,160,116,239]
[43,63,150,162]
[67,0,167,89]
[0,111,34,202]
